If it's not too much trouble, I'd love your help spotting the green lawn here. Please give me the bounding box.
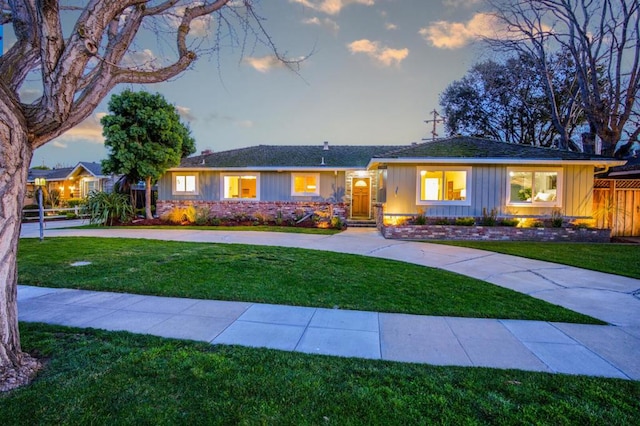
[78,223,342,234]
[18,237,601,324]
[435,241,640,279]
[1,323,638,425]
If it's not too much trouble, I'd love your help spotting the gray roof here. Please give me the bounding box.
[373,136,621,162]
[179,144,407,169]
[27,162,106,182]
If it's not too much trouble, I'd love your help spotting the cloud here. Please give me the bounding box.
[54,113,106,145]
[176,106,197,122]
[385,22,397,30]
[19,88,41,103]
[52,141,68,149]
[419,13,503,49]
[347,39,408,66]
[442,0,481,8]
[162,3,213,37]
[122,49,159,70]
[302,16,340,33]
[207,113,253,128]
[243,55,286,73]
[290,0,374,15]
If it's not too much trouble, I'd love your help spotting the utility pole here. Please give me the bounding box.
[423,109,444,141]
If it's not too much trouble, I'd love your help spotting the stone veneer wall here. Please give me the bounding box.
[157,200,348,221]
[380,224,611,242]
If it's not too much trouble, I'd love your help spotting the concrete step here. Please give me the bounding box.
[347,220,377,228]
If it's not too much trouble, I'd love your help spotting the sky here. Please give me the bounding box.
[22,0,500,168]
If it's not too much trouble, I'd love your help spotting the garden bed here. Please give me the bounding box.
[381,224,611,243]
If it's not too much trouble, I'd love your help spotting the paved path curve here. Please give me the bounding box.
[18,222,640,380]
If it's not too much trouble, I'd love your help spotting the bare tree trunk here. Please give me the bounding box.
[0,113,42,390]
[145,176,153,220]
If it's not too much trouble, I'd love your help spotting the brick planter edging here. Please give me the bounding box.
[381,225,611,242]
[157,200,347,222]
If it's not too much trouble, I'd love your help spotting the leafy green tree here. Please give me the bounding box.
[440,53,585,149]
[101,90,196,220]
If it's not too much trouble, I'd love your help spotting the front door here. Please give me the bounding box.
[352,178,370,218]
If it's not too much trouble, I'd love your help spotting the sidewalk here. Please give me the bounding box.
[18,223,640,380]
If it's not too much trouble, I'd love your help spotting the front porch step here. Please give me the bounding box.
[346,219,377,228]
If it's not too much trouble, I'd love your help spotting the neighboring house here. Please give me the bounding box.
[157,137,625,224]
[157,142,405,221]
[593,155,640,237]
[25,162,117,205]
[369,137,625,224]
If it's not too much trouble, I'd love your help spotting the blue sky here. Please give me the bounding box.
[25,0,498,168]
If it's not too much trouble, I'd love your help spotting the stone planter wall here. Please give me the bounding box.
[157,200,347,222]
[381,224,611,242]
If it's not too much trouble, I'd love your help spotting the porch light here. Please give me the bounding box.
[34,177,46,187]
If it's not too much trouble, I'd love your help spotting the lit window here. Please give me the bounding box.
[223,174,259,199]
[417,167,471,205]
[291,173,320,196]
[507,168,562,206]
[173,174,198,194]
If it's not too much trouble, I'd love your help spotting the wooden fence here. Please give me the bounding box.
[593,179,640,237]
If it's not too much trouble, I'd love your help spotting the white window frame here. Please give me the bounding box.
[416,166,472,206]
[291,173,320,197]
[506,167,563,207]
[221,173,261,200]
[172,173,198,195]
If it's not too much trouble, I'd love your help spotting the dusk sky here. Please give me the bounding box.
[24,0,500,168]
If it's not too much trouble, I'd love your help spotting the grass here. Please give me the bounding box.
[76,224,342,234]
[1,323,639,424]
[17,237,601,324]
[435,241,640,279]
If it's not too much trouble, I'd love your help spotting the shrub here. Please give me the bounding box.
[499,218,519,227]
[194,207,211,225]
[413,213,428,225]
[66,198,85,208]
[164,206,197,224]
[66,213,78,220]
[551,209,564,228]
[85,190,133,226]
[455,217,475,226]
[434,218,451,225]
[330,216,344,229]
[479,207,497,226]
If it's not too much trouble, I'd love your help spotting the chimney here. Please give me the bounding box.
[323,141,329,151]
[201,149,213,155]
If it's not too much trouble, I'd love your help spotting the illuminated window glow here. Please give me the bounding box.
[174,174,197,194]
[417,167,470,205]
[291,173,320,196]
[223,174,259,199]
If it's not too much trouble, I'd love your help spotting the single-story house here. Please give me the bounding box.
[26,162,116,205]
[157,142,405,222]
[157,137,625,224]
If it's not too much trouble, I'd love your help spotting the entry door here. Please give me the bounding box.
[352,178,370,217]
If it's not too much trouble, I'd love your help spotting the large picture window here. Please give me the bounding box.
[417,167,471,205]
[291,173,320,196]
[173,174,198,195]
[507,168,562,206]
[223,174,259,199]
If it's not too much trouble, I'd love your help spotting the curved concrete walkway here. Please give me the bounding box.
[18,222,640,380]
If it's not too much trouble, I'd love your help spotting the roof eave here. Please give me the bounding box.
[168,166,364,172]
[367,157,626,168]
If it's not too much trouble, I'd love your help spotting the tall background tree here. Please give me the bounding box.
[440,53,585,149]
[101,90,196,220]
[0,0,297,391]
[486,0,640,156]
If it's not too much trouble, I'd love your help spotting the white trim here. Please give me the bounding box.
[506,167,563,207]
[168,166,359,172]
[291,172,320,197]
[221,172,261,200]
[172,173,199,195]
[368,158,625,169]
[416,166,472,206]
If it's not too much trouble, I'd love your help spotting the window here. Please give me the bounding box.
[417,167,471,205]
[291,173,320,196]
[507,168,562,206]
[222,174,259,199]
[173,174,198,195]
